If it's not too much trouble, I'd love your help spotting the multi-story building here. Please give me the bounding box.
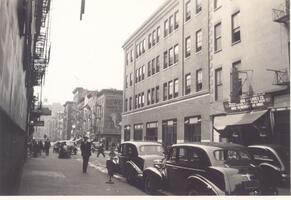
[63,101,76,140]
[122,0,289,148]
[96,89,123,149]
[0,0,52,194]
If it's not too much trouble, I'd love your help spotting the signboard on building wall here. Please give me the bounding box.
[223,94,273,113]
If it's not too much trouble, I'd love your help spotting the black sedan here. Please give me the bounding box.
[248,144,290,188]
[110,141,164,184]
[143,142,278,195]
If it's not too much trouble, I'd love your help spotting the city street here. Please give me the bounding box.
[18,150,147,195]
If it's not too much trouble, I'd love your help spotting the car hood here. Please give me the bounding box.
[139,155,164,168]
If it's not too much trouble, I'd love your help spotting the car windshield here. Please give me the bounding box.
[139,145,164,156]
[214,149,252,166]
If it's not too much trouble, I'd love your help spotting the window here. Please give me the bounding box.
[196,0,202,14]
[214,0,221,9]
[124,125,131,141]
[174,79,179,98]
[185,36,191,57]
[174,10,179,29]
[138,67,142,82]
[163,51,168,68]
[135,70,138,83]
[135,44,139,58]
[152,30,156,46]
[147,89,151,105]
[196,69,202,91]
[174,44,179,63]
[135,95,138,109]
[143,39,146,53]
[148,61,151,77]
[185,0,191,21]
[141,92,145,107]
[231,61,243,102]
[129,73,132,86]
[130,50,133,62]
[125,98,128,112]
[164,19,169,37]
[163,83,168,101]
[151,88,155,104]
[168,81,173,99]
[156,56,160,73]
[142,65,145,80]
[156,86,160,103]
[138,94,141,108]
[157,26,161,43]
[152,58,156,75]
[129,97,132,110]
[126,52,129,66]
[185,74,191,95]
[196,29,202,52]
[125,75,128,88]
[232,11,240,43]
[134,124,143,141]
[148,34,152,49]
[215,68,223,101]
[214,23,222,52]
[169,15,174,33]
[169,47,174,66]
[184,116,201,142]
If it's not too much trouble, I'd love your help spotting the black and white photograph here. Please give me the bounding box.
[0,0,290,197]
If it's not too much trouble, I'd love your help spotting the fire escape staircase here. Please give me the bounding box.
[272,0,290,25]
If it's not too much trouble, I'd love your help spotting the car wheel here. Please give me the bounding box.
[144,175,156,195]
[125,168,135,184]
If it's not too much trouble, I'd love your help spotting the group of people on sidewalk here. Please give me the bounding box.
[28,138,51,157]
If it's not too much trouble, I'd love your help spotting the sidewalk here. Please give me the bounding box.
[17,152,146,195]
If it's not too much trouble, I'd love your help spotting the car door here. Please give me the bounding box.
[119,143,129,174]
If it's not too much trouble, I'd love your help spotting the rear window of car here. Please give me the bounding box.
[214,149,251,163]
[139,145,164,156]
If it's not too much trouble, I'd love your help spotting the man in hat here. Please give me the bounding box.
[80,135,91,173]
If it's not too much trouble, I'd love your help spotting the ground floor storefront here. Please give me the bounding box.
[122,94,210,147]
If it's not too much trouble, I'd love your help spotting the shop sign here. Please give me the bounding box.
[223,94,273,113]
[34,120,44,126]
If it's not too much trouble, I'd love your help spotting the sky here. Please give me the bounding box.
[42,0,166,105]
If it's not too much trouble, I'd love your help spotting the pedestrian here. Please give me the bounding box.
[97,142,105,157]
[106,146,117,184]
[44,138,51,156]
[80,135,91,173]
[37,140,43,156]
[32,139,38,157]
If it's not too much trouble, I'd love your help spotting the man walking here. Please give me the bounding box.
[97,142,105,158]
[80,135,91,173]
[44,138,51,156]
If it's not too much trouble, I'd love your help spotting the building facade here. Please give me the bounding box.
[0,0,52,194]
[63,101,76,140]
[96,89,123,149]
[122,0,290,148]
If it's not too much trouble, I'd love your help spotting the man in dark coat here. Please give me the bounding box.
[44,138,51,156]
[80,136,91,173]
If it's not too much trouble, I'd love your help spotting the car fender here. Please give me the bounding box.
[186,174,225,195]
[259,162,281,172]
[126,160,143,176]
[143,167,163,189]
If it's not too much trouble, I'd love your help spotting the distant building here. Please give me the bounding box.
[95,89,123,149]
[63,101,77,140]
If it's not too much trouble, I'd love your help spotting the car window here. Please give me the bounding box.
[139,145,163,156]
[127,144,137,157]
[168,147,178,161]
[249,148,281,168]
[120,144,127,155]
[213,149,252,166]
[174,147,209,169]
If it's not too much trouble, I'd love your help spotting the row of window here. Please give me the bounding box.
[163,78,179,101]
[135,65,145,83]
[185,0,202,22]
[123,116,201,143]
[164,10,179,37]
[147,56,160,77]
[185,29,202,57]
[125,0,223,66]
[148,26,161,49]
[164,44,179,68]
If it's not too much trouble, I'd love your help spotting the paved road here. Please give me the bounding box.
[17,150,147,195]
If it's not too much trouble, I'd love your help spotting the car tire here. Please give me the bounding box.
[125,168,135,184]
[144,175,156,195]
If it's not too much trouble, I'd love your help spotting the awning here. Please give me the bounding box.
[214,110,268,131]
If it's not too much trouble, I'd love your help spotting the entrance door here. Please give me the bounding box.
[162,119,177,147]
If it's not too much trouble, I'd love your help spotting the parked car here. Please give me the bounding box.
[111,141,164,184]
[248,144,290,188]
[58,141,71,159]
[143,142,278,195]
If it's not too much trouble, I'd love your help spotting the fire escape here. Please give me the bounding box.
[30,0,52,126]
[270,0,290,87]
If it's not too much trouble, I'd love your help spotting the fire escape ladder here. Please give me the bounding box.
[272,0,290,24]
[267,68,290,86]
